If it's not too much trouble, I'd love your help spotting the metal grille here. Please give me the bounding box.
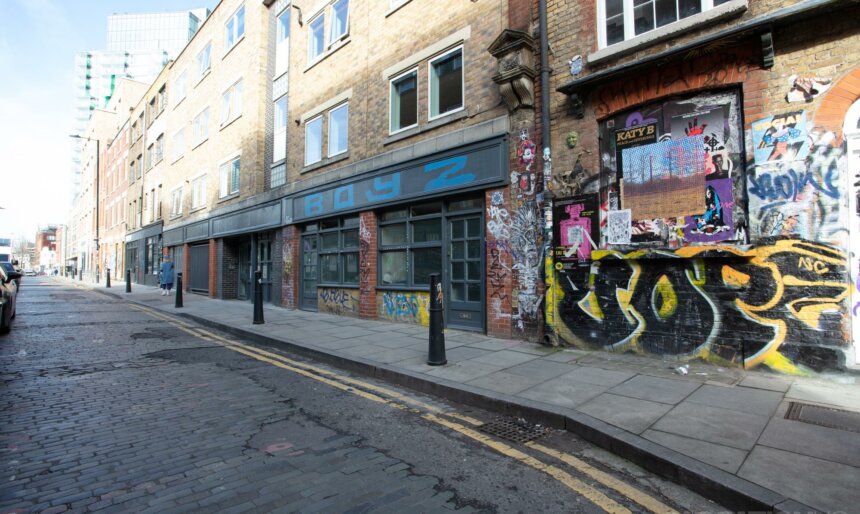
[477,418,549,444]
[785,402,860,433]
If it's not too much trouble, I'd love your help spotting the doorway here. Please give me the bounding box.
[301,234,318,310]
[446,214,484,331]
[237,238,252,301]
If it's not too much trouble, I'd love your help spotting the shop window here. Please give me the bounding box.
[594,89,742,247]
[378,202,442,287]
[317,216,359,285]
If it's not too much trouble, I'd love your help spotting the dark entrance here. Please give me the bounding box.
[189,243,209,294]
[301,234,318,310]
[237,238,252,301]
[446,214,484,331]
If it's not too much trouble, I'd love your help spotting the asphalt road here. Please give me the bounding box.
[0,278,725,513]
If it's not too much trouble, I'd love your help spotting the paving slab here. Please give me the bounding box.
[366,348,425,365]
[517,377,608,409]
[505,359,577,380]
[757,408,860,468]
[651,402,770,450]
[737,374,794,393]
[339,345,389,358]
[465,371,546,396]
[443,346,494,364]
[685,384,783,417]
[785,380,860,410]
[608,375,701,405]
[561,366,636,387]
[423,361,499,382]
[469,349,538,369]
[540,349,591,363]
[642,429,748,473]
[577,393,673,434]
[738,445,860,514]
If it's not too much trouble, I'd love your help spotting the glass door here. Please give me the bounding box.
[301,234,318,310]
[257,235,273,303]
[446,215,484,331]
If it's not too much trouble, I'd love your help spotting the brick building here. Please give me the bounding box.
[543,0,860,373]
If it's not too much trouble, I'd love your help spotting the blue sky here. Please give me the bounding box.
[0,0,218,241]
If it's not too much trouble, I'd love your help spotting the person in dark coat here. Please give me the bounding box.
[160,256,175,296]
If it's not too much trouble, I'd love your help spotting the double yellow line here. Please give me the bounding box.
[131,304,678,514]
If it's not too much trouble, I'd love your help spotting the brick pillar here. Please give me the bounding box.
[486,187,514,339]
[359,211,378,320]
[183,243,190,292]
[281,225,300,308]
[208,238,217,298]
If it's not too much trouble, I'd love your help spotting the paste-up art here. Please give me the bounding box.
[752,111,809,165]
[606,209,632,244]
[684,178,733,242]
[553,195,599,262]
[786,75,832,103]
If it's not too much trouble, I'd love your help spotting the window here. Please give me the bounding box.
[305,116,323,165]
[225,5,245,51]
[147,143,155,170]
[317,216,359,285]
[172,129,185,162]
[193,107,210,145]
[276,9,290,76]
[196,42,211,80]
[308,15,325,62]
[600,0,732,47]
[378,203,443,287]
[154,134,164,164]
[174,70,187,105]
[145,236,160,275]
[390,69,417,133]
[271,163,287,188]
[329,0,349,45]
[157,86,167,114]
[170,187,183,217]
[328,103,348,157]
[136,155,142,178]
[274,95,288,162]
[129,160,136,182]
[429,47,463,119]
[131,121,139,141]
[220,79,243,126]
[219,156,240,197]
[191,175,207,209]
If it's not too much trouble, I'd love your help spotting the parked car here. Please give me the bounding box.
[0,264,20,334]
[23,269,36,277]
[0,262,20,287]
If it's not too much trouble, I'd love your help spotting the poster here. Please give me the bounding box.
[553,194,599,262]
[751,111,809,165]
[614,122,659,184]
[606,209,632,244]
[620,136,706,220]
[671,106,732,181]
[683,178,734,243]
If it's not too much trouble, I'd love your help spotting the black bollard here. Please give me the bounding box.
[79,269,83,281]
[427,273,447,365]
[125,269,132,293]
[175,273,183,308]
[106,269,111,288]
[253,270,264,324]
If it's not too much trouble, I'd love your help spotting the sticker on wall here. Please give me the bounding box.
[683,178,734,243]
[606,209,632,244]
[751,111,809,165]
[568,55,582,75]
[553,195,599,262]
[786,75,832,103]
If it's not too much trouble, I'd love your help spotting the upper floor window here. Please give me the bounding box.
[172,129,185,162]
[328,103,348,157]
[276,8,290,76]
[174,70,187,105]
[600,0,732,47]
[197,42,212,80]
[191,174,207,209]
[154,134,164,164]
[225,5,245,52]
[273,95,288,163]
[170,187,183,217]
[429,47,463,120]
[219,156,241,197]
[193,107,210,146]
[305,116,323,166]
[221,79,243,126]
[157,86,167,114]
[390,69,417,133]
[308,15,325,62]
[329,0,349,45]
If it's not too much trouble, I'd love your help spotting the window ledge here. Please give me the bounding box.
[217,193,240,204]
[169,214,183,221]
[385,0,412,17]
[219,114,242,131]
[302,151,350,174]
[172,154,184,164]
[305,37,351,73]
[190,206,207,214]
[191,138,208,151]
[173,97,186,110]
[194,69,211,88]
[588,0,748,65]
[223,35,245,60]
[384,109,469,145]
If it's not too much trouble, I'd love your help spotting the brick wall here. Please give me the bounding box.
[208,239,217,298]
[221,240,239,300]
[280,225,299,308]
[359,211,378,320]
[485,187,513,339]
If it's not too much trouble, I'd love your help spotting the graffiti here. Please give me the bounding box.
[606,210,632,244]
[551,155,598,198]
[491,191,504,206]
[625,112,659,128]
[518,130,536,171]
[748,163,840,203]
[359,217,372,294]
[785,75,832,103]
[751,111,809,165]
[488,245,509,301]
[511,202,543,331]
[318,288,359,316]
[378,291,430,326]
[487,205,511,240]
[551,239,849,374]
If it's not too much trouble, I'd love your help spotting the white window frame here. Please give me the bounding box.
[154,134,164,164]
[174,69,187,106]
[193,107,210,146]
[328,102,349,157]
[308,14,326,64]
[219,155,241,198]
[328,0,349,46]
[427,46,464,122]
[597,0,728,49]
[273,95,288,163]
[172,128,185,163]
[304,115,323,166]
[170,186,183,217]
[220,79,243,126]
[191,173,207,210]
[225,4,246,52]
[196,42,212,81]
[275,8,290,77]
[389,68,418,134]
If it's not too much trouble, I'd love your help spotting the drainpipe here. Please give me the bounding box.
[539,0,556,343]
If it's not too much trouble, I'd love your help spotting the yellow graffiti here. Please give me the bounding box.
[721,265,750,288]
[652,275,677,320]
[545,255,557,328]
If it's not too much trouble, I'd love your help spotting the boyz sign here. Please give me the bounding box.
[293,139,506,221]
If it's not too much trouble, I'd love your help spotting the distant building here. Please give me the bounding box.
[35,226,59,272]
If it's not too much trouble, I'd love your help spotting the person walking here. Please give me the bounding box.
[159,256,175,296]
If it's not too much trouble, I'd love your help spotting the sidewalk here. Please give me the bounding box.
[70,277,859,513]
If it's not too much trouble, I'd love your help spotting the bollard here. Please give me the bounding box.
[125,269,132,293]
[106,269,111,288]
[175,273,183,308]
[79,269,83,281]
[253,270,264,324]
[427,273,447,365]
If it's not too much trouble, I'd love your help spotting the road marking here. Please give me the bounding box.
[526,442,679,514]
[129,303,672,513]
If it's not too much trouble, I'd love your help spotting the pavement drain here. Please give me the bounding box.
[477,417,550,444]
[785,401,860,433]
